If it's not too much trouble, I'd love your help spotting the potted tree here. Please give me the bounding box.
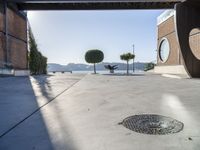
[120,52,135,75]
[85,49,104,74]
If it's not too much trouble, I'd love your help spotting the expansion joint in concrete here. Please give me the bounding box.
[0,75,85,139]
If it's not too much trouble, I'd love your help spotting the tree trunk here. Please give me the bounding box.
[127,61,129,75]
[94,63,96,74]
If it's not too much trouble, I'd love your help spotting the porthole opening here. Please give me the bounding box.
[159,38,170,63]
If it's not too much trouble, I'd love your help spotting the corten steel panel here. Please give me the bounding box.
[8,37,27,69]
[0,3,27,69]
[0,3,4,32]
[0,33,5,67]
[158,16,175,39]
[157,32,180,66]
[6,0,184,10]
[7,8,27,41]
[176,1,200,78]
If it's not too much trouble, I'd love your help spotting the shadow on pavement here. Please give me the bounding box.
[0,76,78,150]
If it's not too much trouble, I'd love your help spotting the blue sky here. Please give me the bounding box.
[28,10,164,65]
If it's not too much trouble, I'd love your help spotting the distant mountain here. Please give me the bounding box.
[47,62,148,72]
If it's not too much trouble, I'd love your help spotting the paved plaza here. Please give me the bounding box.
[0,73,200,150]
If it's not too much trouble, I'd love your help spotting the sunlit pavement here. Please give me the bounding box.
[0,73,200,150]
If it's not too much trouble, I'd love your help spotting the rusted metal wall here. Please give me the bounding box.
[0,2,27,69]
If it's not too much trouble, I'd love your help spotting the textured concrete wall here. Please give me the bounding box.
[0,3,27,69]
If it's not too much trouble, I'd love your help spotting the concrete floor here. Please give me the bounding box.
[0,73,200,150]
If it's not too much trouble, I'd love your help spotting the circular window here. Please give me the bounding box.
[159,38,170,62]
[189,28,200,60]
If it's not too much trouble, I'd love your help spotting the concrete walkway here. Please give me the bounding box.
[0,74,200,150]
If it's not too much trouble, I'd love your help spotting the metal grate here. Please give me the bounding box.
[120,114,184,135]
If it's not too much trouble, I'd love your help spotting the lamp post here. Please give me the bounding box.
[132,44,135,73]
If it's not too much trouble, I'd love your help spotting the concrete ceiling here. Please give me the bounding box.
[6,0,185,10]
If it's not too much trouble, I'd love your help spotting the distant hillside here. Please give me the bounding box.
[48,62,148,72]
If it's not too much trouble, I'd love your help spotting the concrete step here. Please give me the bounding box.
[0,69,30,77]
[0,69,14,77]
[162,73,190,79]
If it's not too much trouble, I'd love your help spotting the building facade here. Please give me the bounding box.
[0,2,28,71]
[155,10,200,77]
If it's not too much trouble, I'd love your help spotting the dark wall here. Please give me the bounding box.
[176,2,200,78]
[0,2,28,69]
[0,3,4,68]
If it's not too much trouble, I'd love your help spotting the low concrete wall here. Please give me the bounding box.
[14,70,30,76]
[0,68,14,75]
[154,65,189,76]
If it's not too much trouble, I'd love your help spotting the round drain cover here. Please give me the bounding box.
[121,114,184,135]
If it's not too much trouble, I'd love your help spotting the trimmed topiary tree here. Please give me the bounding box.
[85,49,104,74]
[120,52,135,75]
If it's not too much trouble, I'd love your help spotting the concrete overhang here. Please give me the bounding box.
[6,0,185,10]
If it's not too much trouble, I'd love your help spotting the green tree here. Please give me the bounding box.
[120,52,135,75]
[29,28,37,74]
[28,27,47,75]
[85,49,104,74]
[144,62,155,71]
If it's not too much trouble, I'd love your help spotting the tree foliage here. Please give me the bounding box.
[144,62,155,71]
[85,49,104,74]
[28,28,47,75]
[120,53,135,62]
[120,52,135,75]
[85,49,104,64]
